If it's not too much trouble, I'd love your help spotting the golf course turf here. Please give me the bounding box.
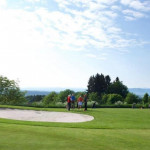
[0,105,150,150]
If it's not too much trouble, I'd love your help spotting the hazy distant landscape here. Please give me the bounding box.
[23,88,150,96]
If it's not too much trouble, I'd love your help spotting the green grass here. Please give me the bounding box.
[0,105,150,150]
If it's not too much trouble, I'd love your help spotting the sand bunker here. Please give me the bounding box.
[0,108,94,123]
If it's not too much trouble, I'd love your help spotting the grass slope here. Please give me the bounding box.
[0,105,150,150]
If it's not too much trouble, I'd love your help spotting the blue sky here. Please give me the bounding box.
[0,0,150,89]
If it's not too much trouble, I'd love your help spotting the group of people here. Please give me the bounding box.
[67,94,88,111]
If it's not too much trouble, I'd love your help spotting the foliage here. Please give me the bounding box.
[57,89,75,103]
[106,94,123,104]
[88,92,100,103]
[42,91,58,105]
[142,93,149,104]
[87,73,111,98]
[75,91,85,100]
[101,94,123,104]
[125,93,141,104]
[87,73,128,104]
[101,94,108,104]
[115,101,123,105]
[107,79,128,98]
[26,95,45,103]
[0,75,26,105]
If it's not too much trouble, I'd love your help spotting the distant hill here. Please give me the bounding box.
[23,90,50,96]
[129,88,150,97]
[22,87,86,96]
[22,88,150,97]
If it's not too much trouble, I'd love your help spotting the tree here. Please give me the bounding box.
[101,94,108,104]
[95,73,106,96]
[125,93,140,104]
[87,73,110,98]
[149,96,150,103]
[107,80,128,98]
[142,93,149,104]
[57,89,75,103]
[42,92,58,105]
[115,77,119,82]
[105,75,111,88]
[106,94,123,104]
[26,95,45,103]
[75,92,85,100]
[0,75,26,105]
[87,75,95,94]
[88,92,100,103]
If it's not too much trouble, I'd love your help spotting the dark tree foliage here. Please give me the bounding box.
[26,95,45,103]
[105,75,111,87]
[115,77,120,82]
[87,73,111,98]
[107,80,128,98]
[87,75,95,94]
[87,73,128,101]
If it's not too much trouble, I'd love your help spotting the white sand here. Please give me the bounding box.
[0,108,94,123]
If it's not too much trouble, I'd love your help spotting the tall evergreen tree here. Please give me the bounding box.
[87,73,110,97]
[105,75,111,92]
[107,80,128,98]
[87,75,95,93]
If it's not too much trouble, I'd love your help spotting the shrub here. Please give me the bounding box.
[88,92,100,103]
[125,93,141,104]
[107,94,123,104]
[42,92,58,105]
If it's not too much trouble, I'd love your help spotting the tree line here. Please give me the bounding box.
[0,74,150,107]
[87,73,150,106]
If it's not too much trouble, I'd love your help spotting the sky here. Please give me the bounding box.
[0,0,150,89]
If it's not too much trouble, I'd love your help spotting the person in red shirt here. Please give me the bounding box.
[67,95,71,111]
[77,95,83,109]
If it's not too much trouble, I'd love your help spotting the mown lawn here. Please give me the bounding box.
[0,105,150,150]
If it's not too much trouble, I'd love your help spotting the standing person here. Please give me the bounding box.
[67,95,71,111]
[71,94,75,109]
[92,101,96,108]
[84,94,88,111]
[77,95,83,110]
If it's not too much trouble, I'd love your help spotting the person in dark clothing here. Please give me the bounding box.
[84,94,88,111]
[92,101,96,108]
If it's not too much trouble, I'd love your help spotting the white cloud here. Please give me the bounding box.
[124,16,136,21]
[121,0,150,12]
[130,1,150,11]
[120,0,132,5]
[0,0,149,88]
[123,9,146,19]
[0,0,146,55]
[111,5,122,11]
